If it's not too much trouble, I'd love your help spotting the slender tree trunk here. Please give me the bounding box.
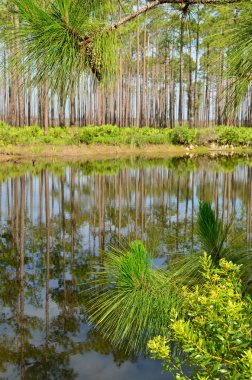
[194,19,200,127]
[136,0,140,127]
[15,15,25,127]
[70,79,75,127]
[178,13,185,126]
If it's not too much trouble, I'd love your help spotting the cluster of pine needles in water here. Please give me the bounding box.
[84,202,252,354]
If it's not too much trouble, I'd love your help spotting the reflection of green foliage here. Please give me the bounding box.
[0,152,251,183]
[83,328,137,366]
[148,254,252,380]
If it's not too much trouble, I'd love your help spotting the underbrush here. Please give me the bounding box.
[0,122,251,147]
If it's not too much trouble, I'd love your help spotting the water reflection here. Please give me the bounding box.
[0,155,251,379]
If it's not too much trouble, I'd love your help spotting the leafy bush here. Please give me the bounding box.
[216,127,252,146]
[0,123,251,148]
[217,128,242,146]
[148,253,252,380]
[76,127,94,144]
[171,127,199,145]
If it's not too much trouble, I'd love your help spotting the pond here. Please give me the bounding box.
[0,154,251,379]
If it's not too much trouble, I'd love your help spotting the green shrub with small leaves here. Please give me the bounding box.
[0,123,251,148]
[170,127,199,145]
[216,127,252,146]
[148,253,252,380]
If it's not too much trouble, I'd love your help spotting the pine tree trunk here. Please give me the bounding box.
[178,13,185,126]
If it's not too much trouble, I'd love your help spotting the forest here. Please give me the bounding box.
[0,0,251,132]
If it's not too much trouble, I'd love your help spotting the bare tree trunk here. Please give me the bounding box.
[51,92,55,127]
[15,15,25,127]
[136,0,140,127]
[43,78,49,133]
[188,32,193,128]
[194,18,200,127]
[178,13,185,126]
[70,79,75,127]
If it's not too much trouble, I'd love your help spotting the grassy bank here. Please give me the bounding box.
[0,123,252,147]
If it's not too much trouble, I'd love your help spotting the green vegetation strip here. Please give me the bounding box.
[0,123,252,147]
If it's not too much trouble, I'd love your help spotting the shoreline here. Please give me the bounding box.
[0,144,252,162]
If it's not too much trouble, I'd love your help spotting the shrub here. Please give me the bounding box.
[77,127,94,144]
[216,127,252,146]
[171,127,199,145]
[148,253,252,380]
[217,127,242,146]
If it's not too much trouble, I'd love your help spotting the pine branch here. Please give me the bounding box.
[108,0,244,31]
[78,0,244,79]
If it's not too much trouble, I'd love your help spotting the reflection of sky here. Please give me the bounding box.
[70,352,167,380]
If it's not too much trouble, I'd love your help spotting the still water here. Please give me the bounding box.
[0,154,251,379]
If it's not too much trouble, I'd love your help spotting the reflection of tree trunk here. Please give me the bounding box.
[227,173,231,224]
[7,180,10,219]
[51,174,55,239]
[29,174,34,256]
[14,178,19,249]
[119,172,122,242]
[126,168,131,243]
[215,173,219,218]
[191,172,195,249]
[135,170,138,239]
[20,176,25,380]
[61,175,67,309]
[39,172,43,226]
[141,170,145,240]
[176,177,180,251]
[45,170,50,349]
[184,174,189,239]
[101,176,106,250]
[222,174,227,225]
[70,168,76,286]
